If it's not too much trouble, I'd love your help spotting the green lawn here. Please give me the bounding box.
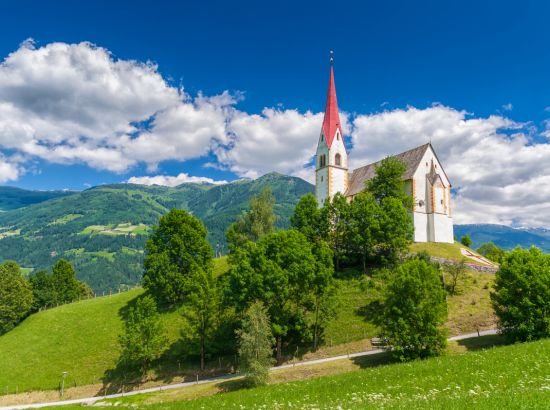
[410,241,486,264]
[0,256,495,394]
[56,338,550,409]
[0,258,231,393]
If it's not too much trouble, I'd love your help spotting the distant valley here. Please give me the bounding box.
[0,173,312,292]
[1,174,549,293]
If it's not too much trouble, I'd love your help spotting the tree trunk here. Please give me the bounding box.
[200,333,205,371]
[313,302,320,351]
[276,335,282,365]
[362,252,367,274]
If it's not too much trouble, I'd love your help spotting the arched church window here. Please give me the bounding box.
[335,153,341,166]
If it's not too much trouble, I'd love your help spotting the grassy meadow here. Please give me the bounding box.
[0,253,496,395]
[49,338,550,409]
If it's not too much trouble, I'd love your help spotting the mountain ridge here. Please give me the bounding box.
[2,174,550,292]
[0,173,313,292]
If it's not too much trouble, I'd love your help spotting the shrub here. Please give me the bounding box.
[376,259,448,361]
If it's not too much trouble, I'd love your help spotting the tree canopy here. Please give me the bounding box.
[143,209,213,306]
[226,188,277,250]
[491,247,550,342]
[376,259,448,361]
[118,295,167,372]
[237,301,275,386]
[227,229,332,363]
[477,242,507,264]
[0,261,33,335]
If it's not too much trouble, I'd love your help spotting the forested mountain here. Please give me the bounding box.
[454,224,550,252]
[3,175,549,293]
[0,186,72,211]
[0,173,313,292]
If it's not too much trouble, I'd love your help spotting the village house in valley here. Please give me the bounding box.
[315,61,454,243]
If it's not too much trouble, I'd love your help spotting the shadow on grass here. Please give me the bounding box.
[456,334,507,351]
[351,351,396,369]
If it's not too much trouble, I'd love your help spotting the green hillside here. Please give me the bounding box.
[0,186,72,211]
[0,256,495,394]
[106,338,550,409]
[0,173,313,291]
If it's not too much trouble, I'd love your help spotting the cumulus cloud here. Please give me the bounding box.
[3,40,550,228]
[0,155,20,183]
[351,105,550,227]
[216,109,351,182]
[127,172,227,187]
[0,40,231,173]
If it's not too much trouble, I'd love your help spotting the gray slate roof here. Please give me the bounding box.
[346,143,431,197]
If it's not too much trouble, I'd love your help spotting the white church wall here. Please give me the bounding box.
[431,213,454,243]
[415,147,450,187]
[413,212,428,242]
[316,166,329,207]
[330,168,347,194]
[434,185,445,214]
[315,138,330,206]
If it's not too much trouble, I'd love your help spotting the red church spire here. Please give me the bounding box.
[322,52,343,149]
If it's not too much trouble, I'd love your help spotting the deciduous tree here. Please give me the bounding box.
[181,269,220,371]
[237,301,275,386]
[477,242,506,264]
[227,230,319,363]
[290,193,322,243]
[460,235,473,248]
[0,261,33,335]
[376,259,448,361]
[442,259,467,295]
[118,295,167,373]
[491,247,550,341]
[143,209,213,306]
[51,259,81,304]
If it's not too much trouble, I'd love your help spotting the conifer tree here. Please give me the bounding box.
[237,301,275,386]
[226,188,277,250]
[51,259,81,304]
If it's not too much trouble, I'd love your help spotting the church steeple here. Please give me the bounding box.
[315,52,348,207]
[322,55,343,149]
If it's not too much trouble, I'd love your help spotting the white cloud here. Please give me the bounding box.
[0,40,230,173]
[0,155,20,183]
[216,108,351,183]
[351,105,550,227]
[502,103,513,111]
[3,41,550,228]
[127,172,227,187]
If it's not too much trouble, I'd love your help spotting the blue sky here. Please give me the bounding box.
[2,0,550,226]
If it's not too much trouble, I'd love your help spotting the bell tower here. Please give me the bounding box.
[315,53,348,207]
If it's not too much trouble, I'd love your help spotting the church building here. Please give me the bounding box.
[315,62,454,243]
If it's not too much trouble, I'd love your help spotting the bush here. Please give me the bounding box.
[376,259,448,361]
[491,247,550,342]
[460,235,473,248]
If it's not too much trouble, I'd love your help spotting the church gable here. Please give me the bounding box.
[345,143,431,197]
[414,145,451,188]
